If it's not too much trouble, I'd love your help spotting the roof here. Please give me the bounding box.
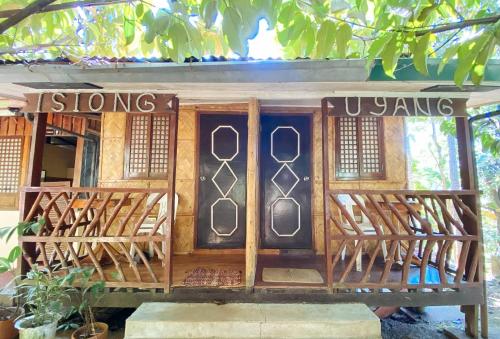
[0,58,499,108]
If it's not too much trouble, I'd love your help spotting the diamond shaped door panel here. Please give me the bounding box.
[260,115,312,249]
[196,114,247,248]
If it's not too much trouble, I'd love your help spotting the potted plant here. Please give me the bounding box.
[14,265,75,339]
[66,268,107,339]
[0,219,44,339]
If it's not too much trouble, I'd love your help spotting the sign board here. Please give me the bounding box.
[326,97,468,117]
[22,92,177,114]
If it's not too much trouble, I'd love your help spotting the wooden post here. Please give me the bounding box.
[245,98,260,291]
[456,116,484,337]
[19,112,47,274]
[321,99,333,291]
[163,98,179,293]
[72,122,86,187]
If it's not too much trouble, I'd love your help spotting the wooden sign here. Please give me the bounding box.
[22,92,177,114]
[326,97,468,117]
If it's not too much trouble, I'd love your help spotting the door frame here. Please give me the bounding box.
[258,111,315,251]
[193,109,248,252]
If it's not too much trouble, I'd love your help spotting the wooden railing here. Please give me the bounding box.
[19,187,173,290]
[326,190,482,291]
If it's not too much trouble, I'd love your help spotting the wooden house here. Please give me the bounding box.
[1,58,499,336]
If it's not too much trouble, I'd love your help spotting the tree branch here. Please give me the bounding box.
[0,0,57,34]
[414,14,500,36]
[0,0,130,19]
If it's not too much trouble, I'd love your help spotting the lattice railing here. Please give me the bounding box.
[19,187,173,290]
[327,190,481,290]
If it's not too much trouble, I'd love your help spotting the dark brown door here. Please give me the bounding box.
[260,115,312,249]
[196,114,247,248]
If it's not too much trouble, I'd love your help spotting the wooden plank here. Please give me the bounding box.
[23,93,177,114]
[321,99,333,291]
[72,136,85,187]
[245,98,259,291]
[326,97,468,117]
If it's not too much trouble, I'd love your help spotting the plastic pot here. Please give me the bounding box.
[0,307,19,339]
[71,322,108,339]
[15,315,59,339]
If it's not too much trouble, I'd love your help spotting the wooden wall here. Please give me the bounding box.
[0,116,32,210]
[98,106,407,255]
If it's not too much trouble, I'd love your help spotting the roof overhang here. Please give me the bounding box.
[0,59,499,109]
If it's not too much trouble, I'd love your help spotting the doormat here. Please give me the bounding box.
[183,267,242,287]
[262,268,324,284]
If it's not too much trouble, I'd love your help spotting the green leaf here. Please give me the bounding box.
[0,257,11,272]
[144,28,156,44]
[124,17,135,46]
[471,35,494,85]
[154,12,170,34]
[438,43,459,74]
[454,33,492,86]
[222,6,246,56]
[315,20,336,58]
[201,0,218,29]
[336,22,352,58]
[141,9,154,27]
[380,33,404,78]
[169,22,189,62]
[135,3,144,17]
[8,246,21,262]
[413,33,431,75]
[366,32,393,70]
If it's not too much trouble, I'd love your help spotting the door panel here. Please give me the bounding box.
[260,115,312,249]
[196,114,247,248]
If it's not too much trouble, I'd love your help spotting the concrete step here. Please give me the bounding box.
[124,302,381,339]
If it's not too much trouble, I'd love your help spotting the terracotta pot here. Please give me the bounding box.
[71,322,108,339]
[0,307,20,339]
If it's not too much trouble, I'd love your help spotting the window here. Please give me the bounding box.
[0,137,23,192]
[335,117,385,180]
[124,114,170,179]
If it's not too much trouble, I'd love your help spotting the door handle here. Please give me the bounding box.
[303,176,310,181]
[200,176,206,182]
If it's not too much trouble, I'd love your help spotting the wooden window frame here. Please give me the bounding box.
[0,136,23,193]
[334,117,386,180]
[124,113,170,180]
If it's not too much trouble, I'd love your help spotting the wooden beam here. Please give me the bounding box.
[321,98,333,291]
[456,117,475,190]
[245,98,260,291]
[163,97,179,293]
[19,112,47,274]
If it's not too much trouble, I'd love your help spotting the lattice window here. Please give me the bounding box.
[125,114,170,179]
[0,137,23,193]
[335,117,385,180]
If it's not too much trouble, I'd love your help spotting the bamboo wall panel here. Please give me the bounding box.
[99,108,195,254]
[0,117,31,137]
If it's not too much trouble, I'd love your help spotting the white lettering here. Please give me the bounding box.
[114,93,131,112]
[345,97,361,116]
[369,97,387,116]
[393,97,410,116]
[414,98,431,116]
[73,92,80,112]
[88,93,105,112]
[437,98,454,116]
[136,93,156,113]
[51,93,66,112]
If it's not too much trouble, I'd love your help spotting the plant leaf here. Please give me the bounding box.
[315,20,336,58]
[8,246,21,262]
[413,32,431,75]
[336,22,352,58]
[201,0,218,29]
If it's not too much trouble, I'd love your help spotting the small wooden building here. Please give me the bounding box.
[1,58,498,335]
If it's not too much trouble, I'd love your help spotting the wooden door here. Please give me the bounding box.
[260,115,312,249]
[196,114,247,248]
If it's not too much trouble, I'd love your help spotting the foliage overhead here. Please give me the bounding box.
[0,0,499,85]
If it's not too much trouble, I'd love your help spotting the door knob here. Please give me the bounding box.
[200,176,206,181]
[303,176,310,181]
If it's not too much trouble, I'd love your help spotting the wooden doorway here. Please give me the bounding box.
[259,115,312,249]
[196,113,248,248]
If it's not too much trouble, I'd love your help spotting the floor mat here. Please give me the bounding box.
[183,267,242,287]
[262,268,324,284]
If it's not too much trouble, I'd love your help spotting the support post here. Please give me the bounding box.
[321,99,333,291]
[19,112,47,274]
[245,98,260,291]
[456,116,484,337]
[163,98,179,293]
